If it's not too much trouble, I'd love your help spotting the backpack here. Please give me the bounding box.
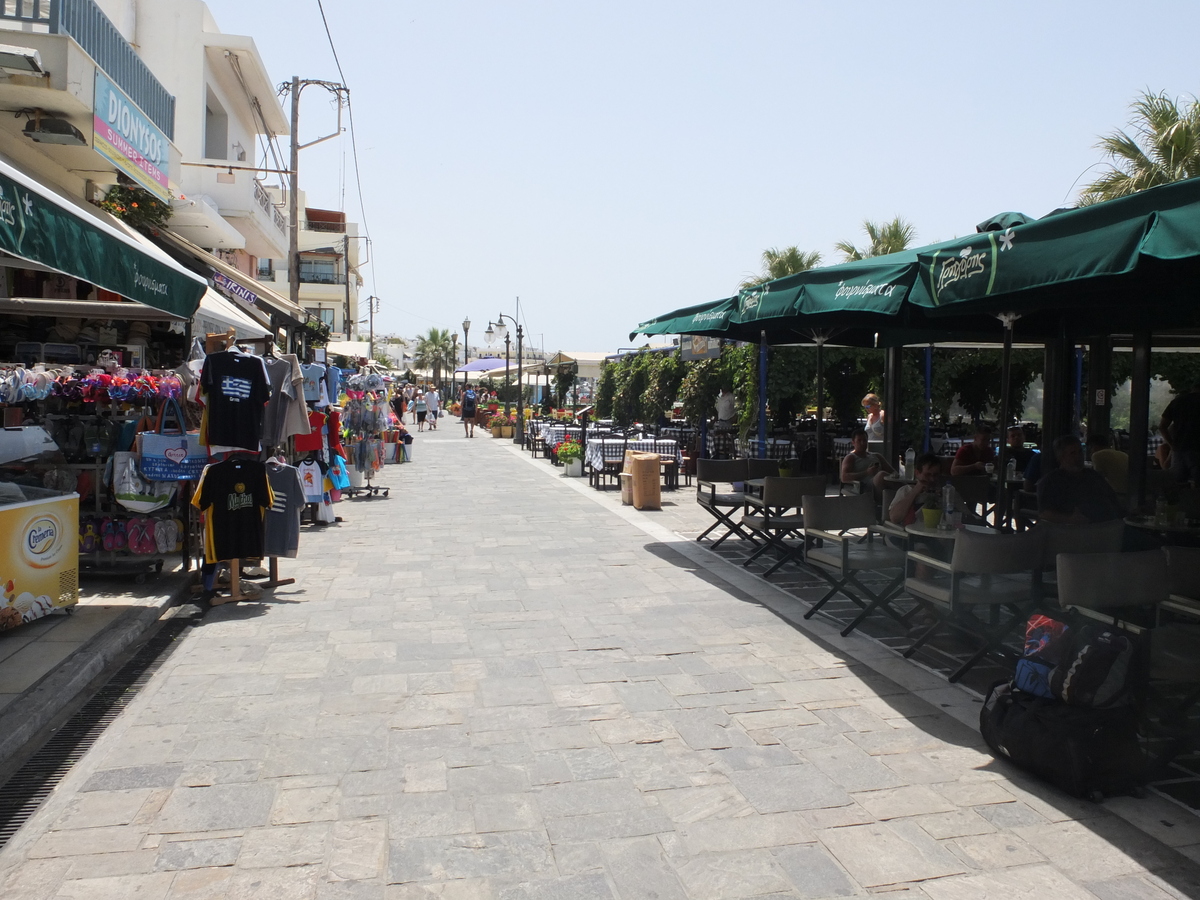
[1013,613,1071,699]
[1049,624,1137,708]
[462,390,477,416]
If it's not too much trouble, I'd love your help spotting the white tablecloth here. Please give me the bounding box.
[585,438,681,470]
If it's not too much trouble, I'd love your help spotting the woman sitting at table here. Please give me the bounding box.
[841,427,893,500]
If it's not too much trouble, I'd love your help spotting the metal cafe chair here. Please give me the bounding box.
[740,475,827,576]
[802,491,908,636]
[903,527,1045,683]
[695,458,751,548]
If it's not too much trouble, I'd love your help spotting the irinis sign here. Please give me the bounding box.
[93,70,170,201]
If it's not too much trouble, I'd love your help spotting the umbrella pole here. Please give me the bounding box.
[758,331,768,459]
[924,346,932,453]
[815,340,825,476]
[996,314,1017,529]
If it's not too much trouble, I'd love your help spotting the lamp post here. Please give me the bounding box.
[461,316,471,394]
[488,310,524,444]
[450,333,458,397]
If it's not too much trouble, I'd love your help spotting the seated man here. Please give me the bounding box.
[1086,433,1128,496]
[1005,426,1036,475]
[1037,434,1122,524]
[840,427,893,499]
[952,424,995,476]
[889,452,944,526]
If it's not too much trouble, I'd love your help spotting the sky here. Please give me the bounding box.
[204,0,1200,356]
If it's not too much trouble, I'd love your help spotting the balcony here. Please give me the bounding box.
[173,167,288,258]
[254,179,287,234]
[302,219,346,234]
[0,0,174,139]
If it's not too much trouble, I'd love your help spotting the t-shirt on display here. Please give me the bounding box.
[200,351,270,450]
[192,458,274,564]
[265,462,306,558]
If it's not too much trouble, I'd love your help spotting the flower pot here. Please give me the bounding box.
[500,425,514,439]
[491,426,503,438]
[563,459,583,477]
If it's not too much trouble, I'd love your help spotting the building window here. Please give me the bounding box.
[317,308,335,326]
[256,258,274,280]
[299,256,344,285]
[205,86,228,160]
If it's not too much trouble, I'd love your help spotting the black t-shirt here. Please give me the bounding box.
[200,351,270,450]
[192,458,274,563]
[1163,391,1200,452]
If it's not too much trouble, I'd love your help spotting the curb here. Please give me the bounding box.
[0,575,190,768]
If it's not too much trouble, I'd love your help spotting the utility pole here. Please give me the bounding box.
[368,295,377,362]
[283,76,346,349]
[343,234,351,339]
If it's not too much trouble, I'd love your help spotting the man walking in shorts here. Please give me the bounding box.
[460,383,478,437]
[425,386,441,431]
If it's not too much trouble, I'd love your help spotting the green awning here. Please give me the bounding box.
[911,176,1200,313]
[0,153,206,317]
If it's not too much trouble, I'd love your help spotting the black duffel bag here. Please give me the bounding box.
[980,681,1143,800]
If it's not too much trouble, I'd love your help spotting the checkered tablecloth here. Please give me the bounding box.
[737,438,795,460]
[832,438,853,458]
[540,424,582,446]
[586,439,680,470]
[706,432,736,459]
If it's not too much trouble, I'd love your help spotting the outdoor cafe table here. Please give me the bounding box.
[738,437,794,459]
[584,438,681,471]
[1125,514,1200,544]
[540,424,582,446]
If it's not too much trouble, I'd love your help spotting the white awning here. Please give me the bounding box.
[194,289,271,340]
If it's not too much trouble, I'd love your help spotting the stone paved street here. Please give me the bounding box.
[4,427,1200,899]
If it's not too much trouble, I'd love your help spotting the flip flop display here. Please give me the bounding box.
[79,516,97,554]
[155,517,173,554]
[112,518,127,551]
[126,518,146,554]
[100,517,115,552]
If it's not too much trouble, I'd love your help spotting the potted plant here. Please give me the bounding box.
[556,438,584,476]
[500,413,515,439]
[488,414,506,437]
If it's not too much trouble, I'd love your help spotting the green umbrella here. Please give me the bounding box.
[631,296,737,341]
[911,176,1200,314]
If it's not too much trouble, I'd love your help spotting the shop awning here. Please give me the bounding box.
[0,151,207,318]
[324,339,372,359]
[151,228,307,326]
[194,289,272,340]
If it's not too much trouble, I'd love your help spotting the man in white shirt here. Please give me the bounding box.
[425,387,441,430]
[715,386,736,427]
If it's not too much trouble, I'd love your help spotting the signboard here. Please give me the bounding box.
[0,491,79,632]
[212,270,259,306]
[93,70,170,201]
[681,335,721,361]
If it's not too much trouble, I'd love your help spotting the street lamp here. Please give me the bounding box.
[492,309,524,444]
[461,316,471,394]
[485,320,512,416]
[451,333,458,396]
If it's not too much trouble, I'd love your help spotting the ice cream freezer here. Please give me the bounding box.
[0,485,79,632]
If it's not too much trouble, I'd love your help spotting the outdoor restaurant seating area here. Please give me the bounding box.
[685,454,1200,810]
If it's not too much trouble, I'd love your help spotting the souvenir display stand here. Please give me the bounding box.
[341,374,390,499]
[189,332,309,606]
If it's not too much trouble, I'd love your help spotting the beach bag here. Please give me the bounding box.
[329,453,351,490]
[112,450,175,513]
[980,681,1142,798]
[139,399,206,481]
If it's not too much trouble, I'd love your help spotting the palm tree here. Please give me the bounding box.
[835,217,917,261]
[740,246,822,288]
[1078,91,1200,205]
[413,327,455,386]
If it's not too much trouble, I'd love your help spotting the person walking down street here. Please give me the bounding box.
[390,389,407,427]
[404,383,418,424]
[413,390,428,432]
[1160,381,1200,484]
[425,386,441,431]
[460,383,478,437]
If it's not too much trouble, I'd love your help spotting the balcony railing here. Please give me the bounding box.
[253,179,287,235]
[302,219,346,234]
[299,269,347,285]
[0,0,175,139]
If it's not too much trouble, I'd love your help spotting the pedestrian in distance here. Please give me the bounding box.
[460,383,478,437]
[413,389,428,431]
[425,386,441,430]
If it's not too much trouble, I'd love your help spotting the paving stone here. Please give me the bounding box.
[473,793,543,833]
[922,864,1100,900]
[852,784,958,820]
[385,878,494,899]
[81,766,184,793]
[52,871,175,899]
[156,836,243,870]
[597,836,689,900]
[946,831,1046,868]
[497,873,615,900]
[238,822,330,868]
[328,819,388,881]
[770,842,863,898]
[727,763,853,813]
[156,783,276,833]
[51,789,155,830]
[387,831,555,883]
[914,808,998,840]
[678,811,815,853]
[817,822,966,887]
[544,807,675,842]
[673,848,793,898]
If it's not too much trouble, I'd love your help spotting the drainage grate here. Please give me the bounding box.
[0,614,196,848]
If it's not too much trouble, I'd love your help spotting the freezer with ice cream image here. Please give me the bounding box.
[0,486,79,631]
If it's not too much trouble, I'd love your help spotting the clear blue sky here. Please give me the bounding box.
[205,0,1200,355]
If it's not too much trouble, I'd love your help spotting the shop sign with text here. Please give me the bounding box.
[93,70,170,201]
